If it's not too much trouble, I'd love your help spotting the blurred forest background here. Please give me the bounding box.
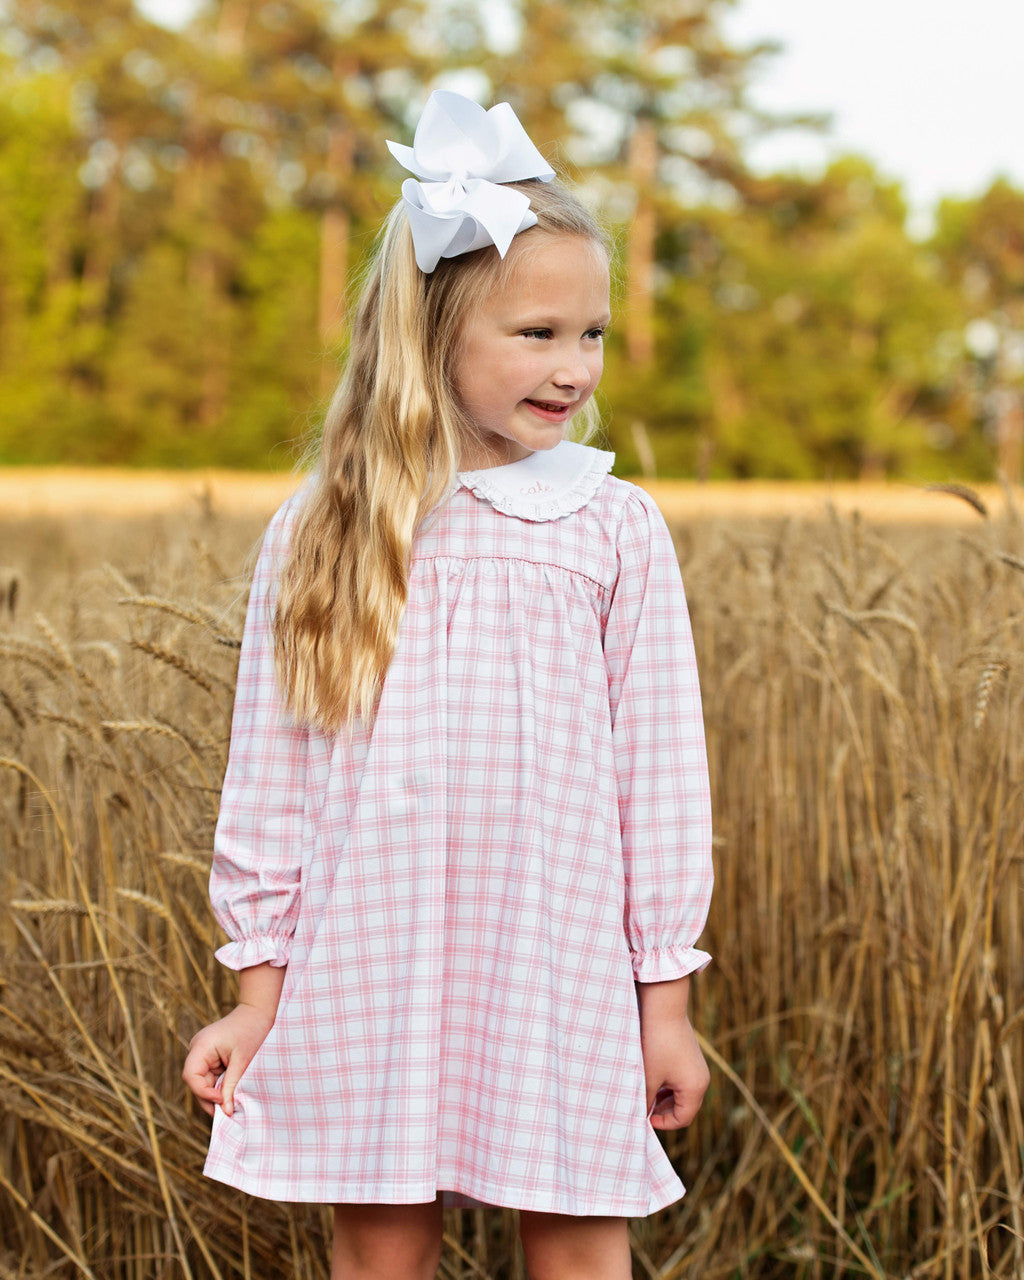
[2,0,1023,480]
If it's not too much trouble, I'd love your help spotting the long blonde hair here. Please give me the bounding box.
[274,178,610,734]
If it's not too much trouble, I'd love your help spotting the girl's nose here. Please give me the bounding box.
[553,351,593,391]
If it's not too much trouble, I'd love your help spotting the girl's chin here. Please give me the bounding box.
[461,425,567,470]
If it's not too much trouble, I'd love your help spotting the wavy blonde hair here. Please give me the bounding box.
[274,178,610,734]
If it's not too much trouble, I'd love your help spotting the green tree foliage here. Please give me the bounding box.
[0,0,1019,477]
[608,158,962,479]
[0,64,95,461]
[928,180,1024,481]
[0,0,431,466]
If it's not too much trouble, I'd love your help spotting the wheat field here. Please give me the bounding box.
[1,478,1022,1279]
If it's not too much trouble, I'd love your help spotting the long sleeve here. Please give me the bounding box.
[210,495,309,971]
[603,487,713,983]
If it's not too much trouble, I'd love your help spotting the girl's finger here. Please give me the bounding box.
[669,1090,703,1128]
[183,1040,228,1086]
[182,1059,218,1094]
[646,1085,674,1119]
[182,1073,221,1117]
[220,1062,245,1116]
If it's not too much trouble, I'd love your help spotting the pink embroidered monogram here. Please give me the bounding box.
[203,441,713,1215]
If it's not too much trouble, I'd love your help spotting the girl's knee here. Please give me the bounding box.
[518,1210,631,1280]
[331,1197,444,1279]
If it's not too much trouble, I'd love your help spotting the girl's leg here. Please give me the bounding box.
[331,1194,444,1280]
[518,1209,631,1280]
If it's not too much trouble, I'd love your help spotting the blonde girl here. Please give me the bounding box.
[183,91,714,1280]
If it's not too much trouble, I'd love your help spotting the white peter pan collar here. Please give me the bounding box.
[457,439,615,522]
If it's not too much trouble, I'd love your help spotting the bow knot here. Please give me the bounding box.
[386,90,555,273]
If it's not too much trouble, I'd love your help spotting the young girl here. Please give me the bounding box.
[183,90,713,1280]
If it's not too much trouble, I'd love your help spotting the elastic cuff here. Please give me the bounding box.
[631,944,712,983]
[215,935,293,971]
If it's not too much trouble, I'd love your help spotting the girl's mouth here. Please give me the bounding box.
[525,399,575,421]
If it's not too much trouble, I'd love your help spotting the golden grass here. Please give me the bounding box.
[1,487,1022,1278]
[0,465,1015,524]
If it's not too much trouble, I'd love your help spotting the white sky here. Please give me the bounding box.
[722,0,1024,233]
[137,0,1024,233]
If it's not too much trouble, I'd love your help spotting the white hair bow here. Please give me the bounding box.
[386,90,555,273]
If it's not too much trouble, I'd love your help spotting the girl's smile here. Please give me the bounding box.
[525,398,577,422]
[454,235,611,469]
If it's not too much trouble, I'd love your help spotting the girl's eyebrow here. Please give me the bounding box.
[511,311,613,328]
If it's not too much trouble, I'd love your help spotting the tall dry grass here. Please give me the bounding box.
[1,488,1022,1279]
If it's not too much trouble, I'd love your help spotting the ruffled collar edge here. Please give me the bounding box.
[456,439,615,522]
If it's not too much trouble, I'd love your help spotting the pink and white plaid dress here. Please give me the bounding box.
[203,439,713,1215]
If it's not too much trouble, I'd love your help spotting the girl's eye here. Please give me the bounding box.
[520,327,607,340]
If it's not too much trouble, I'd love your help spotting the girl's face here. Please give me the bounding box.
[453,235,611,470]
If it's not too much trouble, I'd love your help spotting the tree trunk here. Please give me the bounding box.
[318,56,357,394]
[318,123,354,356]
[630,420,657,477]
[996,388,1023,484]
[216,0,249,57]
[78,166,121,324]
[626,115,658,370]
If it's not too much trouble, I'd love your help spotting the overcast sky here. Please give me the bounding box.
[722,0,1024,233]
[137,0,1024,234]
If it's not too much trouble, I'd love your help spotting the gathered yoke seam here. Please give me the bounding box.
[411,552,610,593]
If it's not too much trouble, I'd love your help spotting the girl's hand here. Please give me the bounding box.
[639,1012,710,1132]
[182,1004,275,1118]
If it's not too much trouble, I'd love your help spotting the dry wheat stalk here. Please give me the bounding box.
[101,561,137,595]
[74,640,122,668]
[159,851,212,874]
[8,899,87,916]
[0,637,68,681]
[0,687,25,730]
[114,887,174,923]
[926,482,989,517]
[128,638,234,696]
[117,594,226,632]
[30,708,102,740]
[998,552,1024,574]
[100,718,197,748]
[974,661,1009,730]
[0,567,18,619]
[31,613,76,673]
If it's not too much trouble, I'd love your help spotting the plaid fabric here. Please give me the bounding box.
[203,456,713,1215]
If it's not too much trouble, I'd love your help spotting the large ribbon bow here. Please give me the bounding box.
[386,90,555,273]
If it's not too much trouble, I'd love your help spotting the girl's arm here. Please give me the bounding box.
[183,962,287,1117]
[604,486,714,984]
[209,495,309,974]
[183,495,310,1115]
[604,488,714,1128]
[635,975,710,1131]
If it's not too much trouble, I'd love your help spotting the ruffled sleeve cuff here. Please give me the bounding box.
[214,934,293,971]
[631,943,712,983]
